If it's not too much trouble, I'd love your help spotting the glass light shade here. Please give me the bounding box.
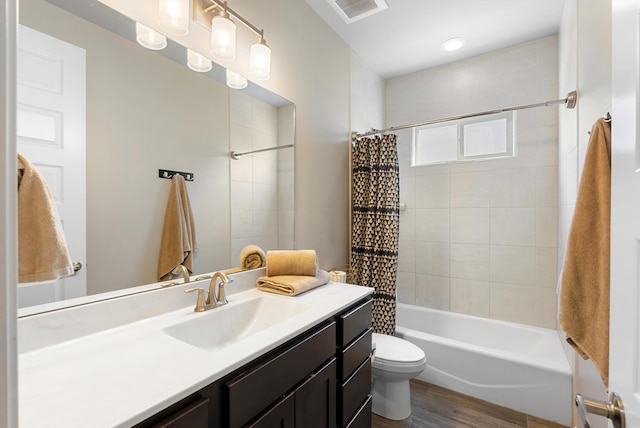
[226,69,248,89]
[158,0,189,36]
[187,49,212,73]
[249,40,271,80]
[210,15,236,61]
[135,22,167,50]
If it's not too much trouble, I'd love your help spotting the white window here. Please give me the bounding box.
[411,111,516,166]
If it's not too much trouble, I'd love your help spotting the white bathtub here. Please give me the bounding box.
[395,303,572,425]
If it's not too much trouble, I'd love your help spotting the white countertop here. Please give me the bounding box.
[18,279,372,427]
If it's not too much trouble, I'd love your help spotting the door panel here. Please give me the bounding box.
[609,0,640,425]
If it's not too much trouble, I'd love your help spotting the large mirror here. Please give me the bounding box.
[17,0,295,311]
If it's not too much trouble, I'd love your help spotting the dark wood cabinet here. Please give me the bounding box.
[144,397,209,428]
[336,299,373,427]
[247,391,295,428]
[136,296,372,428]
[227,322,336,428]
[294,358,336,428]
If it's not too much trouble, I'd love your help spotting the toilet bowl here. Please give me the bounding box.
[371,332,427,420]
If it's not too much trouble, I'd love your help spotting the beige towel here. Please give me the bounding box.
[559,118,611,386]
[17,154,74,283]
[257,270,330,296]
[266,249,319,277]
[157,174,196,281]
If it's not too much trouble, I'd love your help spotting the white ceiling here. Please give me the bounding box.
[304,0,567,79]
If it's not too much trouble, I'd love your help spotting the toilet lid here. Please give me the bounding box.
[372,333,425,363]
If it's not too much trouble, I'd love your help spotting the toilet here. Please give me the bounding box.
[371,332,427,420]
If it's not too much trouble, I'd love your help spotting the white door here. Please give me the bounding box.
[16,25,86,307]
[609,0,640,426]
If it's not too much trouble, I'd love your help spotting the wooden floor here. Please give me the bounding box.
[372,380,569,428]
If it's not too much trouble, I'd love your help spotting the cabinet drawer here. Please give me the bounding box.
[247,391,295,428]
[227,322,336,428]
[345,394,372,428]
[339,328,372,381]
[149,397,209,428]
[339,358,371,427]
[337,299,372,347]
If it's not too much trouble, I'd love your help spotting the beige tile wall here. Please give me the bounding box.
[389,36,559,329]
[229,92,295,265]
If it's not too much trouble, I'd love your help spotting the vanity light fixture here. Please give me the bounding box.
[226,69,248,89]
[441,37,466,52]
[135,22,167,50]
[158,0,190,36]
[250,37,271,81]
[202,0,272,80]
[210,5,236,61]
[187,49,213,72]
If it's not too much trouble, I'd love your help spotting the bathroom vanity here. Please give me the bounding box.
[136,297,372,428]
[18,269,373,428]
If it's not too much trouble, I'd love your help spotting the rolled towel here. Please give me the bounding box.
[241,245,266,269]
[257,270,330,296]
[266,250,318,277]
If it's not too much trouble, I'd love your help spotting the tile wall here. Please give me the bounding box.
[229,91,295,264]
[388,36,559,328]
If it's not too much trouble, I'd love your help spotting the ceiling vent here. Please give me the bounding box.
[327,0,389,24]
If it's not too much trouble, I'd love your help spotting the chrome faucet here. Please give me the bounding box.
[206,271,232,307]
[171,265,190,283]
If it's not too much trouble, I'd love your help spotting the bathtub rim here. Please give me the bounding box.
[395,303,571,376]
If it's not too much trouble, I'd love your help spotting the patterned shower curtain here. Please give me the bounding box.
[350,134,400,336]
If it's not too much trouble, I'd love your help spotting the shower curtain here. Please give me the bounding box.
[350,134,400,335]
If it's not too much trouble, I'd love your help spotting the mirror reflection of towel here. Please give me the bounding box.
[157,174,196,281]
[17,153,74,283]
[241,244,266,269]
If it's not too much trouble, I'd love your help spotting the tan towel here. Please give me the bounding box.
[559,118,611,386]
[241,244,266,269]
[266,249,319,277]
[157,174,196,281]
[257,270,330,296]
[17,154,74,283]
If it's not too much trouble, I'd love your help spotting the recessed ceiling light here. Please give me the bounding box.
[441,38,466,52]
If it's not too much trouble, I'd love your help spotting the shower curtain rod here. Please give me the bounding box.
[230,144,294,160]
[351,90,578,142]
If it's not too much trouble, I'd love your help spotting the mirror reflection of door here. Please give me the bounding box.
[16,24,86,308]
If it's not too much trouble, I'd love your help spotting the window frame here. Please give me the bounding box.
[411,111,517,166]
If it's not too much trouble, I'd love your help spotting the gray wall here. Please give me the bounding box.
[238,0,352,271]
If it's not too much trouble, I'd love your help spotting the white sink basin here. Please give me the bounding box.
[163,295,312,351]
